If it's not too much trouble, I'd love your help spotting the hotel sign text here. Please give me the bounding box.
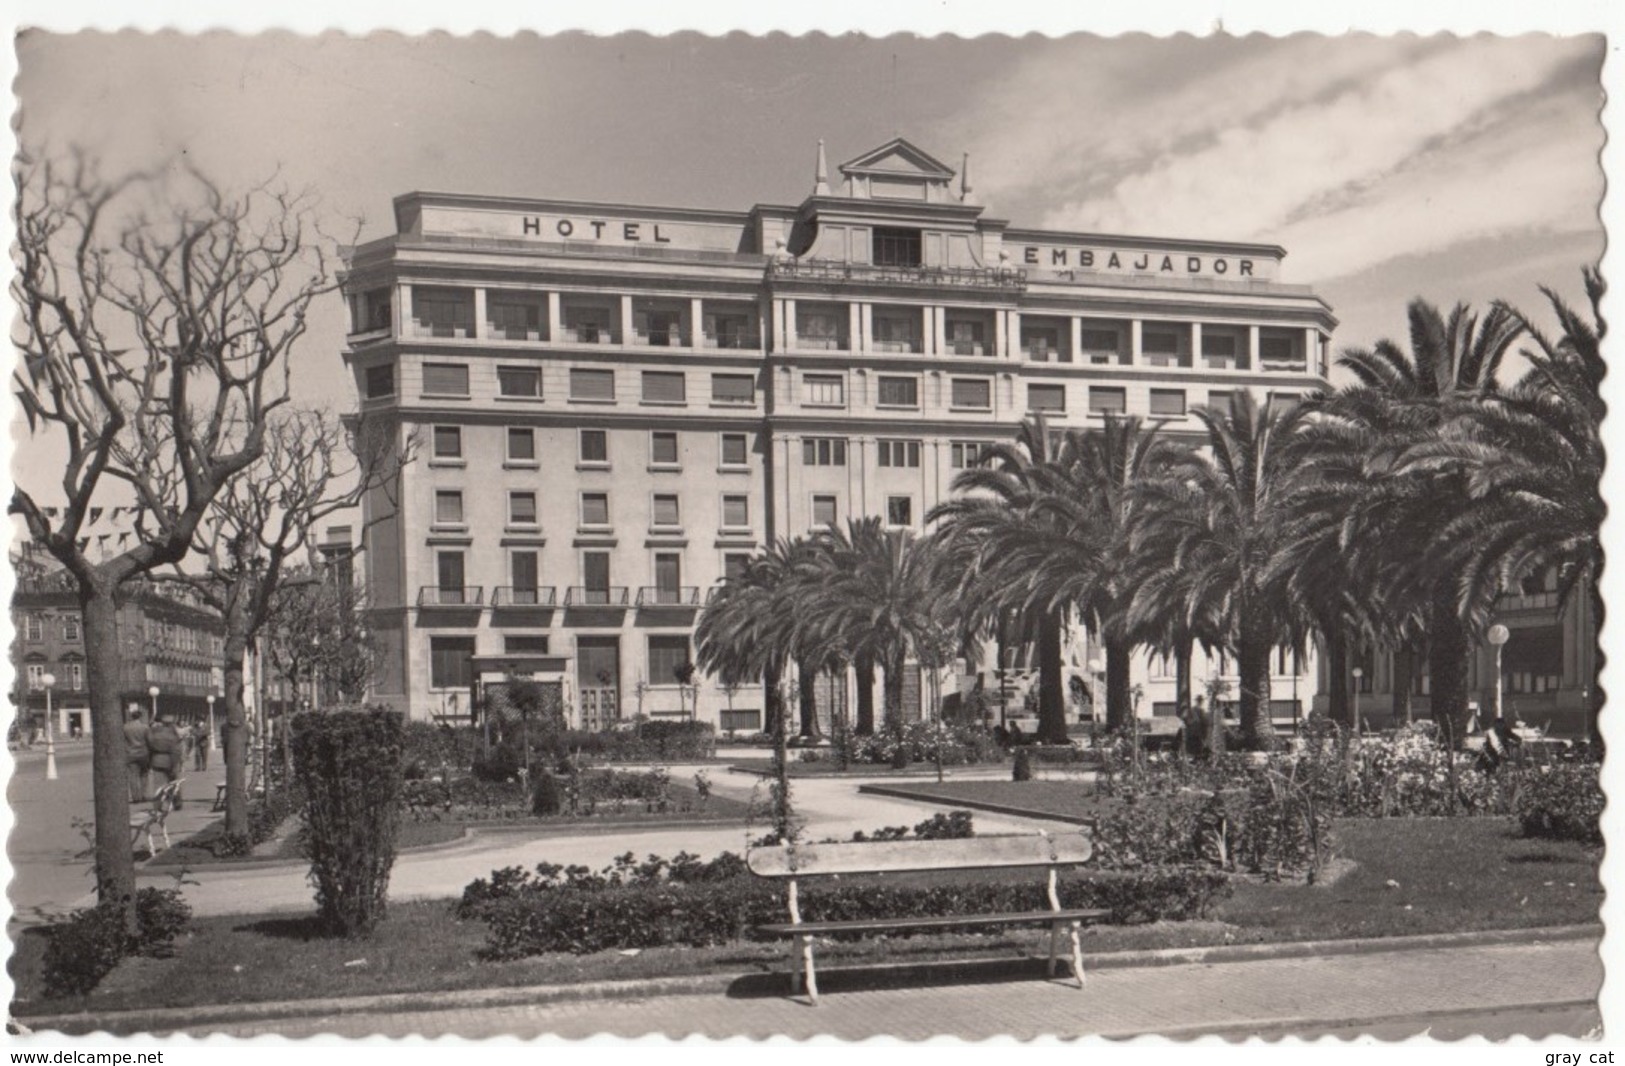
[521,216,674,243]
[1022,246,1256,276]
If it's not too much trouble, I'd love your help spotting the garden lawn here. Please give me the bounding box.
[12,815,1599,1021]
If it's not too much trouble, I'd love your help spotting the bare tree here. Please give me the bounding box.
[160,408,407,838]
[9,150,350,915]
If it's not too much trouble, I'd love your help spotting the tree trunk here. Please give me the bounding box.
[883,654,906,733]
[1238,628,1274,751]
[221,626,251,837]
[1326,632,1351,729]
[1428,585,1472,750]
[1391,642,1415,725]
[796,659,822,739]
[765,663,792,840]
[1104,638,1132,732]
[1175,637,1195,753]
[81,585,136,922]
[854,653,876,736]
[1036,612,1068,744]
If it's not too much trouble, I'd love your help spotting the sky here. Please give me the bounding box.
[10,30,1607,429]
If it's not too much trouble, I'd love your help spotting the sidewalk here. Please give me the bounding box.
[44,929,1600,1039]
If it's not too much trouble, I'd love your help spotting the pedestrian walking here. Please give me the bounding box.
[148,712,185,808]
[191,721,209,770]
[123,705,151,803]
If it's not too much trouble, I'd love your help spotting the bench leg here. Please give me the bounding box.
[1068,921,1085,989]
[790,935,803,994]
[1047,921,1060,977]
[800,934,819,1005]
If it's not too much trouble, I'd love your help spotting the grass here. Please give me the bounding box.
[10,815,1599,1023]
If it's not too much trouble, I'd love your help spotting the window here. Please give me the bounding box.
[945,318,985,356]
[706,312,755,349]
[798,309,844,349]
[422,363,470,397]
[1142,331,1180,355]
[1149,389,1187,417]
[581,492,610,527]
[643,431,677,467]
[804,374,845,406]
[1207,390,1236,414]
[579,429,608,464]
[877,376,919,408]
[68,663,83,689]
[652,494,681,528]
[26,663,45,690]
[1089,387,1127,414]
[1275,646,1302,676]
[872,312,920,351]
[950,440,988,469]
[641,309,684,347]
[877,439,921,468]
[1079,328,1120,352]
[430,636,476,689]
[1027,383,1066,412]
[886,496,914,527]
[364,364,396,399]
[720,433,748,467]
[642,371,686,404]
[721,495,750,529]
[562,305,612,343]
[507,427,536,462]
[802,437,847,466]
[436,551,466,597]
[434,491,465,526]
[358,288,392,332]
[951,378,991,409]
[488,297,542,340]
[497,366,541,398]
[1260,336,1298,364]
[509,491,538,526]
[723,552,751,584]
[872,227,923,267]
[653,552,682,592]
[648,635,692,686]
[1022,326,1061,361]
[511,551,540,600]
[24,615,43,642]
[506,634,549,654]
[582,551,612,601]
[432,426,463,459]
[811,495,838,527]
[1202,334,1237,357]
[63,616,80,641]
[415,290,473,336]
[570,368,615,402]
[711,374,755,404]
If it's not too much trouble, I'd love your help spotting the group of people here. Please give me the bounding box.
[122,706,212,805]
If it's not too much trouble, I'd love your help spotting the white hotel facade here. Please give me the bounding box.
[340,139,1336,730]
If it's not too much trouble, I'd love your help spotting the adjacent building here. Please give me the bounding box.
[340,138,1336,729]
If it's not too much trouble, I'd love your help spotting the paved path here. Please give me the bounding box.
[176,936,1603,1039]
[127,764,1082,917]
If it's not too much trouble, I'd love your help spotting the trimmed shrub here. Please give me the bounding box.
[531,770,564,816]
[1012,748,1034,782]
[1515,764,1603,845]
[290,708,406,937]
[913,810,975,840]
[41,888,194,997]
[463,855,1228,959]
[471,741,523,783]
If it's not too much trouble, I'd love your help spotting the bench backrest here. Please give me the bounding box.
[747,832,1093,878]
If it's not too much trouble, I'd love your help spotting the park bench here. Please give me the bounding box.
[747,832,1105,1004]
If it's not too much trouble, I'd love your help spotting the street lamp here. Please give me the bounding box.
[1351,667,1364,737]
[1488,624,1511,725]
[207,693,218,751]
[41,672,57,781]
[148,684,160,722]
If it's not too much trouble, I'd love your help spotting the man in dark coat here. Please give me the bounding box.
[123,706,151,803]
[148,712,185,807]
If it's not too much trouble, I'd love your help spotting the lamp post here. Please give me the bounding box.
[207,693,218,751]
[1488,624,1510,725]
[148,684,160,722]
[1351,667,1363,737]
[41,672,57,781]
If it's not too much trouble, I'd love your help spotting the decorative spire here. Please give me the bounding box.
[814,139,830,196]
[960,152,973,202]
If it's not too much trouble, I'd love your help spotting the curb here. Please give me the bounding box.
[14,923,1600,1036]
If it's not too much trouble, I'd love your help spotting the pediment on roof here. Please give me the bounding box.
[838,138,956,180]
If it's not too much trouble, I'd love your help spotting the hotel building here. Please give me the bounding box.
[340,139,1336,729]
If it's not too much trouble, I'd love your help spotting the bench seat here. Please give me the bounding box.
[758,907,1110,937]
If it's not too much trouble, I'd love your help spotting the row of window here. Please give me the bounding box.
[366,363,758,405]
[22,662,83,690]
[427,633,697,691]
[433,490,754,531]
[17,614,80,643]
[432,426,753,469]
[795,373,1296,417]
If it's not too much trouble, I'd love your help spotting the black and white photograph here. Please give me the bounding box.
[2,3,1617,1050]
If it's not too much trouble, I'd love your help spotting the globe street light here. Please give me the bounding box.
[207,693,218,751]
[1488,624,1511,725]
[1351,666,1364,738]
[41,672,58,781]
[148,685,160,722]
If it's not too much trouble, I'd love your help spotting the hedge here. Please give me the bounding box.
[41,887,192,997]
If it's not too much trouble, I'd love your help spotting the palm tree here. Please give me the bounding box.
[802,518,949,735]
[1132,392,1311,750]
[930,417,1087,744]
[1319,299,1523,746]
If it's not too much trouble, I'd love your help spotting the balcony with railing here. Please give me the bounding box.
[411,288,476,340]
[637,586,702,609]
[492,586,559,608]
[565,586,631,607]
[768,258,1028,292]
[418,586,484,608]
[486,297,547,342]
[560,299,618,346]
